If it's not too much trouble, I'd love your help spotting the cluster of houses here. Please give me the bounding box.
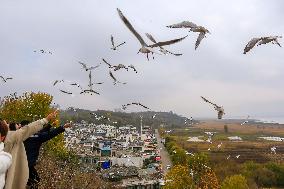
[64,120,163,186]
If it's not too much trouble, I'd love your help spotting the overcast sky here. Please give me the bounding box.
[0,0,283,119]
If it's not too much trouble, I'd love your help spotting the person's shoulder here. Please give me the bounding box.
[5,131,16,141]
[4,131,20,144]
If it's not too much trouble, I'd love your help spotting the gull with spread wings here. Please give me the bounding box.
[122,102,150,110]
[166,21,210,50]
[102,58,129,71]
[117,8,187,60]
[111,35,126,50]
[201,96,225,119]
[78,61,100,72]
[80,89,100,96]
[0,76,13,83]
[59,89,73,95]
[243,36,282,54]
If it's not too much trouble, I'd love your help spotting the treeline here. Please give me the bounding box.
[60,108,193,128]
[163,135,284,189]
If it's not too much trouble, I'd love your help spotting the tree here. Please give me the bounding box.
[0,92,53,122]
[172,148,188,165]
[221,175,249,189]
[164,165,194,189]
[265,163,284,187]
[188,153,209,184]
[198,168,220,189]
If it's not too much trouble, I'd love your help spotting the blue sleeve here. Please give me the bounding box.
[38,126,65,143]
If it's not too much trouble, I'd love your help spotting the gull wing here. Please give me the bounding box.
[146,33,182,56]
[53,80,63,86]
[201,96,220,108]
[111,35,115,47]
[148,35,187,48]
[109,70,117,82]
[165,49,183,56]
[88,64,100,71]
[128,65,138,73]
[88,71,92,89]
[116,41,126,48]
[166,21,198,29]
[195,32,206,50]
[117,8,147,46]
[145,33,157,43]
[60,90,72,95]
[102,58,113,68]
[78,61,87,69]
[243,37,261,54]
[0,76,5,82]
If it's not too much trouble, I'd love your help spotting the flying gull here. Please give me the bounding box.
[78,61,101,72]
[201,96,225,119]
[166,21,210,50]
[241,115,250,125]
[243,36,282,54]
[59,89,73,95]
[0,76,13,83]
[111,35,126,50]
[80,89,100,95]
[117,8,187,60]
[122,102,150,110]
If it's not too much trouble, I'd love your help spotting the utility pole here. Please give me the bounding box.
[140,115,143,138]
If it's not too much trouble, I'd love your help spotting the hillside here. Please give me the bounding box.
[59,108,194,128]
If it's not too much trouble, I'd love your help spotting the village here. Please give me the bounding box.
[64,120,167,188]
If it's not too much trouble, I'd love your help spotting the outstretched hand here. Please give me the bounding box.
[63,122,72,129]
[46,110,59,122]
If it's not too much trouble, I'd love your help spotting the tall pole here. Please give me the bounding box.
[140,115,143,137]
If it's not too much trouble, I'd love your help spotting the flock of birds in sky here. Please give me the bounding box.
[1,8,282,120]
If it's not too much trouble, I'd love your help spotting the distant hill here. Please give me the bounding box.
[59,108,195,129]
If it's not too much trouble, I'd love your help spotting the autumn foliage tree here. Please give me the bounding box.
[198,168,220,189]
[165,165,194,189]
[0,92,53,122]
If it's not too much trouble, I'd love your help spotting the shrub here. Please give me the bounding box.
[221,174,249,189]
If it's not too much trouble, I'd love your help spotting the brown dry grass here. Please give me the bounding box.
[195,120,284,135]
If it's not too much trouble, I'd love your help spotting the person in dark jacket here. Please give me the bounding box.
[21,120,71,189]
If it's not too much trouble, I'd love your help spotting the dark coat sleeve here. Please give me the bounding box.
[40,124,52,133]
[37,126,65,143]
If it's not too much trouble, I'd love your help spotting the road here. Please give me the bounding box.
[155,129,172,175]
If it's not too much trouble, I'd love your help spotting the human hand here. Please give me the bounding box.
[46,110,59,122]
[63,122,72,129]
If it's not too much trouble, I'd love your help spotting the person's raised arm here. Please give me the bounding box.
[38,122,72,143]
[14,110,58,142]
